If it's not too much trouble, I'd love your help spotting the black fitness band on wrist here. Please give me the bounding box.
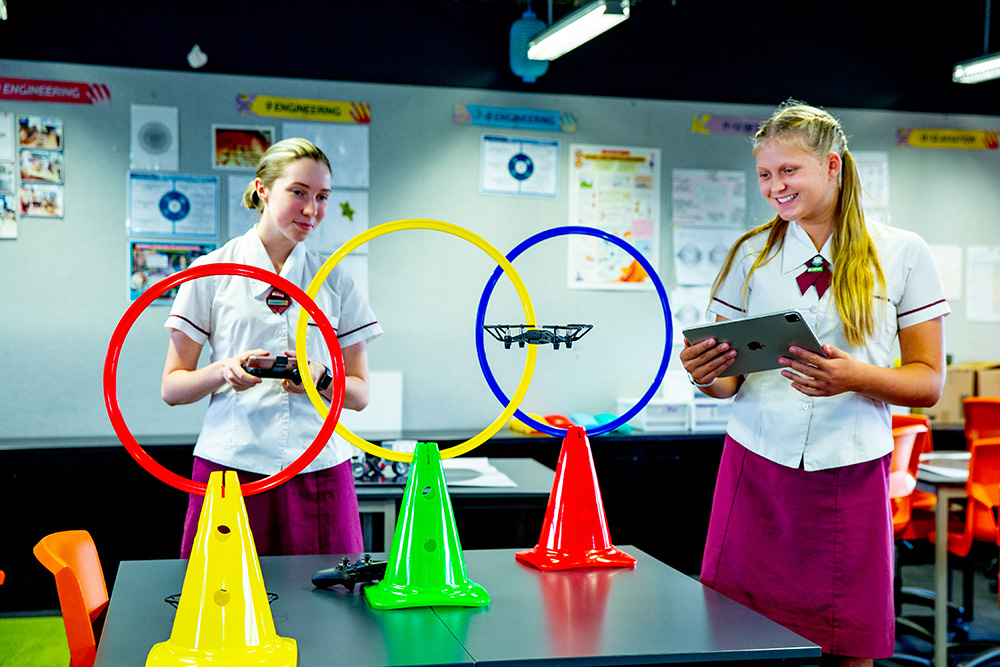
[316,365,334,392]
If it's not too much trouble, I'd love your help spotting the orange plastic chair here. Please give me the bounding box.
[963,396,1000,443]
[938,439,1000,558]
[33,530,109,667]
[893,413,937,540]
[890,422,930,538]
[928,405,1000,625]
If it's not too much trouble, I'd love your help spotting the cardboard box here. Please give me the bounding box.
[917,365,975,424]
[916,361,1000,423]
[977,367,1000,397]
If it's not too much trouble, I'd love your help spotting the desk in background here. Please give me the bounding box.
[95,546,820,666]
[916,452,970,667]
[356,457,555,551]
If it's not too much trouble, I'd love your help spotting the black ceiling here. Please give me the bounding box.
[2,0,999,116]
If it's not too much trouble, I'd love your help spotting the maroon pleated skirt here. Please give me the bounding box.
[700,436,894,659]
[180,457,363,558]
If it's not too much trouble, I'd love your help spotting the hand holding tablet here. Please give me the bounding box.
[682,310,827,378]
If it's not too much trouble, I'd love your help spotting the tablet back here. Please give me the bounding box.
[682,310,825,377]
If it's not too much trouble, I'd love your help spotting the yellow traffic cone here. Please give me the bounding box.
[147,470,296,665]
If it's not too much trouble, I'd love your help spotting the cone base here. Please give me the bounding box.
[364,580,490,610]
[146,637,297,666]
[515,545,637,571]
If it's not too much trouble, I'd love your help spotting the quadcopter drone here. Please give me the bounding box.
[483,324,593,350]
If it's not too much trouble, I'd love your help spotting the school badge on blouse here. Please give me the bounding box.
[266,286,291,315]
[796,254,831,298]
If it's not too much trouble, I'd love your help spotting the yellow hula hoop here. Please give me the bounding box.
[295,219,537,462]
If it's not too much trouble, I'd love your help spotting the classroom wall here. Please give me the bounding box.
[1,58,998,442]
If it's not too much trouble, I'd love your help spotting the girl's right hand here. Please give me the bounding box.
[222,349,268,392]
[680,338,737,386]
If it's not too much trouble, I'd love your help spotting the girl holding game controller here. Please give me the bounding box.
[680,102,948,667]
[161,137,382,558]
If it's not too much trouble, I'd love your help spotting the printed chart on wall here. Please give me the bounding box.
[127,173,219,238]
[568,144,660,290]
[480,134,559,197]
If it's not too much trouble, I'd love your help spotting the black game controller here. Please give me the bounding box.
[311,554,387,592]
[241,355,301,384]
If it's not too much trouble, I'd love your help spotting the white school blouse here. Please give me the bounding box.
[165,228,383,475]
[709,221,950,471]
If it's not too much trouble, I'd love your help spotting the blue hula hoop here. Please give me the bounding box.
[475,226,672,437]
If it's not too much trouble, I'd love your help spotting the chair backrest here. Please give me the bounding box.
[963,397,1000,444]
[890,423,930,538]
[890,423,929,499]
[892,413,933,478]
[33,530,108,667]
[966,439,1000,543]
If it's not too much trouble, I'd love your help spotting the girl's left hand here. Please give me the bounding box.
[778,343,858,397]
[280,350,325,394]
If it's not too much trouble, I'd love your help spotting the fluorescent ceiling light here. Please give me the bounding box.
[527,0,629,61]
[954,0,998,83]
[953,52,1000,83]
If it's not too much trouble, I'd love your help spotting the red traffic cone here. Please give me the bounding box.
[516,426,635,570]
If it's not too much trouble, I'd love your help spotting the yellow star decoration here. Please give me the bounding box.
[339,201,355,221]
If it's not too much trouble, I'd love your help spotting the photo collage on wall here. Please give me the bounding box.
[0,112,66,238]
[18,115,65,221]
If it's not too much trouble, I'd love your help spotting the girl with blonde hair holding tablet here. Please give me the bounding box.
[681,101,948,667]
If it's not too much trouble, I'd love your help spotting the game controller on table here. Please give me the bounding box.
[311,554,388,592]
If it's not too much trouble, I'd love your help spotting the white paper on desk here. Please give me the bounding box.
[920,451,971,462]
[441,457,517,487]
[918,464,968,480]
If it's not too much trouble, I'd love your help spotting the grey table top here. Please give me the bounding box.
[96,547,818,667]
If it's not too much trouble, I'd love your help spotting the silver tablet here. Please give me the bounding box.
[682,309,826,377]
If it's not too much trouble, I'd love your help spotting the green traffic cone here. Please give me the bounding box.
[364,442,490,609]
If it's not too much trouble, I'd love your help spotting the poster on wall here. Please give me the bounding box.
[20,182,63,218]
[305,189,369,254]
[0,163,14,193]
[0,194,16,238]
[212,125,274,170]
[227,174,257,239]
[130,105,179,171]
[480,134,559,198]
[671,169,745,227]
[966,245,1000,322]
[673,226,743,286]
[20,148,63,183]
[127,172,219,238]
[129,241,217,301]
[567,144,660,290]
[0,112,14,161]
[282,121,369,188]
[670,285,712,345]
[18,116,62,149]
[852,151,890,223]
